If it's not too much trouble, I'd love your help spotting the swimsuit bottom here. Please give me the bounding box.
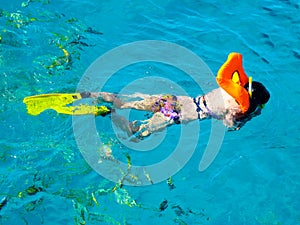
[152,94,181,124]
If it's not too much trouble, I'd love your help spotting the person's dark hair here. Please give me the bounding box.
[244,81,270,114]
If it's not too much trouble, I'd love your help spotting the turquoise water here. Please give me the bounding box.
[1,0,300,224]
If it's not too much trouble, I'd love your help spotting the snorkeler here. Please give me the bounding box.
[23,52,270,138]
[88,52,270,138]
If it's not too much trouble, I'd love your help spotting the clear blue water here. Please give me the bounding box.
[1,0,300,224]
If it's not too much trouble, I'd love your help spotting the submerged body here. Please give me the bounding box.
[23,52,270,139]
[92,52,270,139]
[93,87,244,138]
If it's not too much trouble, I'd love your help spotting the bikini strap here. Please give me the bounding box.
[193,96,221,120]
[193,96,203,120]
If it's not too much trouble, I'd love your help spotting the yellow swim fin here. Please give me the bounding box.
[23,92,111,116]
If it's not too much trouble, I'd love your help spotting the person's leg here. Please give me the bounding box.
[90,92,118,102]
[91,92,158,111]
[89,92,174,139]
[111,111,174,140]
[110,110,136,138]
[120,96,157,111]
[131,112,174,138]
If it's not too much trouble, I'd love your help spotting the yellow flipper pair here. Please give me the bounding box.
[23,92,111,116]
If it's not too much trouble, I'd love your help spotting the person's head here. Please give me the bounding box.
[244,81,270,114]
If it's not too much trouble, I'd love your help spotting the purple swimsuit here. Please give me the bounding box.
[152,95,181,123]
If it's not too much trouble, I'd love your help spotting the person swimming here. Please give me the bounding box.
[88,52,270,138]
[23,52,270,138]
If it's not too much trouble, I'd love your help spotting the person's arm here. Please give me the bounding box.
[216,53,250,113]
